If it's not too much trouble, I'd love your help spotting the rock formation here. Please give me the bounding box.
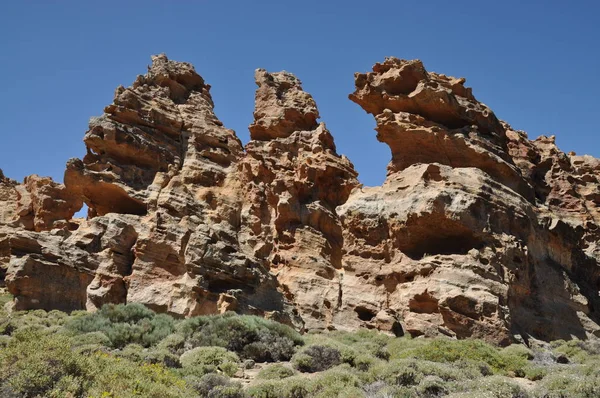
[1,55,599,345]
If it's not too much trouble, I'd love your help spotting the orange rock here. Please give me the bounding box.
[2,56,600,344]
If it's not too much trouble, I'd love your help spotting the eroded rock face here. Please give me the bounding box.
[240,70,359,330]
[340,58,600,343]
[2,55,600,344]
[0,170,18,283]
[0,170,18,226]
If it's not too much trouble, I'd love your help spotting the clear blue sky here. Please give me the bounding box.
[1,1,599,187]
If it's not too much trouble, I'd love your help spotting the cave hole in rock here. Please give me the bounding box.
[408,292,439,314]
[207,277,254,294]
[355,306,376,321]
[397,216,483,260]
[83,184,148,216]
[391,321,404,337]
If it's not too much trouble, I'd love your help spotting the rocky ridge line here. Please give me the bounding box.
[0,55,598,344]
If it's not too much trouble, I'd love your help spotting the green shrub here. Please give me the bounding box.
[417,375,447,397]
[550,339,599,364]
[178,313,303,362]
[188,373,244,398]
[0,331,91,397]
[533,367,600,398]
[0,334,11,347]
[143,348,181,368]
[498,344,532,376]
[0,293,12,308]
[117,343,145,362]
[180,346,240,377]
[363,357,481,391]
[0,329,195,398]
[452,375,529,398]
[158,333,186,354]
[257,364,296,380]
[399,338,501,365]
[71,331,111,347]
[293,345,342,373]
[308,365,363,398]
[249,367,363,398]
[66,303,175,348]
[86,354,194,397]
[247,380,283,398]
[523,364,548,381]
[391,338,533,376]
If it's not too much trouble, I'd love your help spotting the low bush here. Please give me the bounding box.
[451,375,530,398]
[8,301,600,398]
[307,365,363,398]
[257,364,296,380]
[180,346,240,377]
[188,373,245,398]
[87,354,194,397]
[70,331,111,347]
[0,329,196,397]
[416,375,448,397]
[143,348,182,368]
[533,366,600,398]
[325,329,391,360]
[293,345,342,373]
[0,330,90,397]
[178,313,303,362]
[158,333,187,354]
[248,366,362,398]
[391,338,532,376]
[66,303,175,348]
[550,339,600,364]
[246,380,284,398]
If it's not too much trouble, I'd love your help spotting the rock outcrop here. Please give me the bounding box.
[240,69,359,329]
[340,58,600,342]
[1,55,599,345]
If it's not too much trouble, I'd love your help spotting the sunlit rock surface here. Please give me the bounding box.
[1,55,599,344]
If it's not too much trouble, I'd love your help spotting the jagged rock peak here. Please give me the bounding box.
[135,53,210,104]
[64,53,241,217]
[350,57,503,135]
[0,169,15,185]
[349,57,531,199]
[249,69,320,140]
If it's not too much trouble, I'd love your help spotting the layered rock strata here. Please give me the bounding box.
[1,55,599,344]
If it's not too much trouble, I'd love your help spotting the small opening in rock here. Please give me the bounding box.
[83,184,148,216]
[355,306,376,321]
[391,321,404,337]
[408,292,439,314]
[207,278,253,294]
[73,203,89,219]
[397,216,483,260]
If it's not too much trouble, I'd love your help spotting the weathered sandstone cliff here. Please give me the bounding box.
[1,55,598,344]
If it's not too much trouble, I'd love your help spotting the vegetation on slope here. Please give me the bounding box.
[1,294,599,398]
